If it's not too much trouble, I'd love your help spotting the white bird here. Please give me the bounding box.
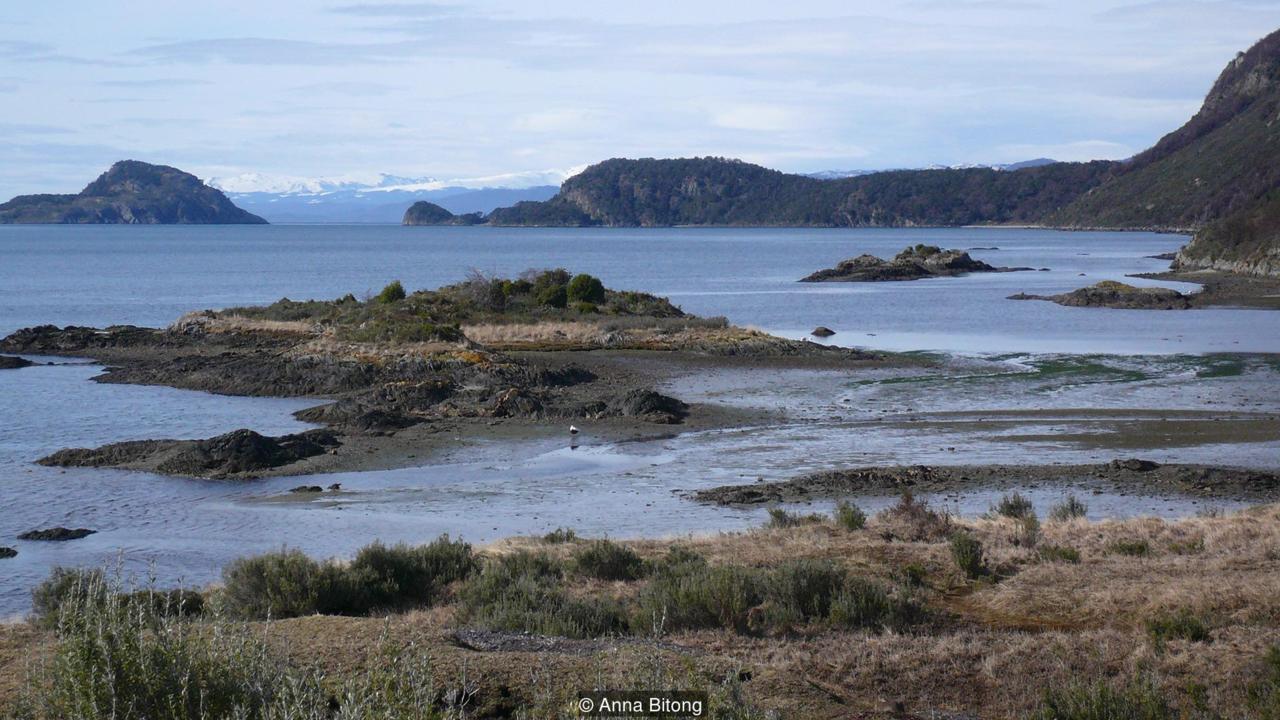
[568,425,580,435]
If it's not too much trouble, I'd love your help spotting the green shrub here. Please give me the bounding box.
[573,540,647,581]
[1168,537,1205,555]
[345,536,476,612]
[878,490,953,541]
[834,501,866,530]
[31,567,107,628]
[542,527,578,544]
[636,562,762,634]
[828,577,921,631]
[766,507,823,529]
[1107,539,1151,557]
[376,280,407,304]
[1038,545,1081,563]
[222,537,474,619]
[1049,496,1089,522]
[221,548,322,619]
[1146,608,1211,646]
[572,301,599,314]
[991,492,1035,519]
[567,273,606,304]
[458,552,626,639]
[759,559,845,629]
[1035,676,1171,720]
[949,532,986,579]
[1016,514,1041,548]
[536,283,568,309]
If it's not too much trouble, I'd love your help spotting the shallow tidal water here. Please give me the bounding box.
[1,226,1278,615]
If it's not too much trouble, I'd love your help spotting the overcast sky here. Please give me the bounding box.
[1,0,1278,197]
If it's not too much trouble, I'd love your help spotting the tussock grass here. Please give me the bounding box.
[1050,495,1089,522]
[766,507,825,529]
[572,539,648,581]
[833,500,867,530]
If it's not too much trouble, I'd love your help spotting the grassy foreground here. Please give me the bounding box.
[3,497,1280,719]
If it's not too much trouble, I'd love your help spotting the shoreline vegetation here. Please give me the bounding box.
[4,498,1280,718]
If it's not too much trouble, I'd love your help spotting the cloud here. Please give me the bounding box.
[512,109,599,133]
[710,105,804,132]
[993,140,1135,162]
[129,37,416,66]
[328,2,460,17]
[290,81,399,97]
[0,123,73,136]
[99,78,213,88]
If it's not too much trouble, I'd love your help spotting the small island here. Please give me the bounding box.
[0,160,266,225]
[402,200,484,226]
[801,244,1029,282]
[1009,280,1194,309]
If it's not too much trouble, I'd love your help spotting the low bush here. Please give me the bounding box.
[949,532,986,579]
[636,562,762,634]
[833,501,866,530]
[567,273,606,304]
[535,283,568,309]
[1146,608,1211,646]
[220,549,321,620]
[991,492,1035,519]
[573,539,647,581]
[31,567,108,628]
[1107,539,1151,557]
[758,559,845,629]
[877,491,953,541]
[15,572,452,720]
[542,527,578,544]
[222,537,475,619]
[1038,545,1081,564]
[457,552,627,639]
[1035,676,1171,720]
[1015,514,1041,548]
[376,280,407,304]
[766,507,824,529]
[1049,495,1089,521]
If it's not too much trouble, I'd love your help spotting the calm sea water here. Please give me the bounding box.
[1,225,1278,616]
[3,224,1279,353]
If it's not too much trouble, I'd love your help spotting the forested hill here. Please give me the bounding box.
[0,161,266,225]
[486,157,1116,228]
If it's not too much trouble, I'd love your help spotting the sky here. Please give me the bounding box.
[2,0,1279,197]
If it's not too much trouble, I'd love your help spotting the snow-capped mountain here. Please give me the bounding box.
[806,158,1057,180]
[205,166,583,224]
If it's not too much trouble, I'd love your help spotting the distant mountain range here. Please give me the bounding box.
[208,170,571,224]
[805,158,1058,180]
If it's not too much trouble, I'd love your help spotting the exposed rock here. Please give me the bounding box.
[0,355,33,369]
[1112,458,1161,472]
[810,326,836,337]
[38,428,341,479]
[607,389,689,424]
[1008,281,1193,309]
[801,245,1030,282]
[0,547,16,558]
[290,485,323,493]
[18,527,96,541]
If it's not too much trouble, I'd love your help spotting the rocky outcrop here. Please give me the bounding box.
[802,245,1026,282]
[810,327,835,337]
[1008,281,1193,309]
[0,547,17,558]
[0,160,266,224]
[38,428,340,479]
[402,201,484,226]
[18,527,96,541]
[0,355,33,369]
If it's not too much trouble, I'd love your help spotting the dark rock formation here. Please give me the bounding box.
[0,355,33,369]
[290,485,323,493]
[0,547,16,558]
[810,327,836,337]
[0,160,266,224]
[38,428,340,479]
[402,201,484,226]
[802,245,1026,282]
[1009,281,1194,309]
[18,527,96,541]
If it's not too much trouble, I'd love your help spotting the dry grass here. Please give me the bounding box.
[171,311,316,336]
[4,506,1280,718]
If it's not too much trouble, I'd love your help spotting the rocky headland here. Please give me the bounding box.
[0,160,265,224]
[801,245,1030,282]
[3,270,884,479]
[0,355,33,369]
